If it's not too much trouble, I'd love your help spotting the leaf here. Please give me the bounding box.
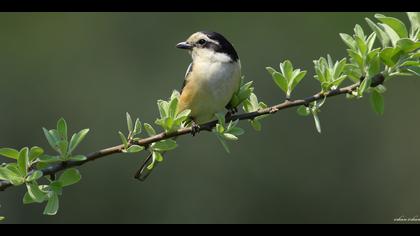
[228,127,245,136]
[126,145,145,153]
[57,118,68,141]
[69,155,87,161]
[118,131,128,148]
[347,49,364,69]
[365,18,390,47]
[370,90,385,115]
[280,60,293,80]
[157,100,169,118]
[144,123,156,136]
[214,112,226,126]
[29,146,44,162]
[379,23,401,47]
[217,135,230,154]
[153,151,164,162]
[133,118,142,135]
[43,192,59,215]
[396,38,420,53]
[26,170,43,182]
[368,53,381,77]
[215,123,224,133]
[339,33,356,49]
[223,133,238,141]
[176,109,191,120]
[17,147,29,176]
[57,140,68,158]
[354,24,365,39]
[380,47,402,67]
[38,155,60,163]
[290,70,307,92]
[68,129,90,154]
[355,36,367,56]
[151,139,178,152]
[266,67,287,93]
[297,105,311,116]
[168,97,179,118]
[312,111,322,134]
[0,167,24,185]
[126,112,133,133]
[250,120,262,131]
[0,148,19,159]
[26,182,46,203]
[23,191,36,204]
[407,12,420,36]
[375,14,408,38]
[43,128,58,150]
[58,168,81,187]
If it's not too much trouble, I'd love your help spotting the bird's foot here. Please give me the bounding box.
[191,122,201,136]
[226,107,238,119]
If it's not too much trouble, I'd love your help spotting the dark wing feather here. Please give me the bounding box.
[180,62,193,94]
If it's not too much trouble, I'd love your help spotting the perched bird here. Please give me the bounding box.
[134,31,242,181]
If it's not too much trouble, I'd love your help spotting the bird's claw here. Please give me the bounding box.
[191,122,200,136]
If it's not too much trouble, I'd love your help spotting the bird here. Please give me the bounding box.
[134,31,242,181]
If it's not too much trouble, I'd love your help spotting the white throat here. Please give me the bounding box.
[191,48,232,64]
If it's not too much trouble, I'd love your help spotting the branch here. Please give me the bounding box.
[0,74,385,192]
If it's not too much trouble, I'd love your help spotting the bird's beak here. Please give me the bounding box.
[176,41,193,49]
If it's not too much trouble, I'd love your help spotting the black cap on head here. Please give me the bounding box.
[200,31,239,62]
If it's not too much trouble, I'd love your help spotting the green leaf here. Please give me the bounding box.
[228,127,245,136]
[223,133,238,141]
[266,67,287,93]
[176,109,191,120]
[297,105,311,116]
[26,182,46,203]
[347,49,364,70]
[38,155,60,163]
[312,111,322,134]
[43,128,58,150]
[23,191,36,204]
[126,145,145,153]
[26,170,43,182]
[396,38,420,53]
[215,123,224,133]
[371,89,385,115]
[151,139,177,152]
[57,118,68,141]
[133,118,142,135]
[57,140,68,158]
[0,216,4,221]
[250,120,262,131]
[153,151,164,163]
[407,12,420,36]
[380,47,402,67]
[170,90,180,100]
[68,129,90,154]
[368,53,381,77]
[118,131,128,148]
[29,146,44,162]
[366,18,390,47]
[354,24,365,39]
[0,167,24,185]
[375,14,408,38]
[280,60,293,80]
[379,23,401,47]
[69,155,87,161]
[168,97,179,118]
[355,36,368,56]
[144,123,156,136]
[126,112,133,133]
[49,181,63,194]
[58,168,81,187]
[17,147,29,176]
[290,70,307,92]
[0,147,20,160]
[339,33,357,49]
[217,135,230,154]
[157,100,169,118]
[43,192,59,216]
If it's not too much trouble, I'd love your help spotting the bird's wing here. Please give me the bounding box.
[180,62,193,94]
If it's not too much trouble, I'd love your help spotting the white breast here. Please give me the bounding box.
[187,50,241,123]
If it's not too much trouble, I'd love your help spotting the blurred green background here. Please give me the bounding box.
[1,12,419,224]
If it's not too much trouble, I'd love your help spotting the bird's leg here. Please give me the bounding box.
[190,120,201,136]
[225,105,238,120]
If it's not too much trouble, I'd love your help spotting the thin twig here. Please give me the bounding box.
[0,74,384,191]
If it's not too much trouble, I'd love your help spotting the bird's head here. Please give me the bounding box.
[176,31,239,63]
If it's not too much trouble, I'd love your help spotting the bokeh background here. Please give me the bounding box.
[0,12,419,224]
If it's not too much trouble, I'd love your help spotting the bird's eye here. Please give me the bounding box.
[197,39,206,45]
